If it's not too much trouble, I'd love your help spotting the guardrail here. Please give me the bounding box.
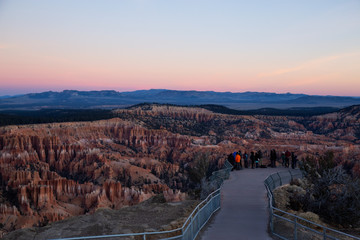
[51,160,233,240]
[265,170,360,240]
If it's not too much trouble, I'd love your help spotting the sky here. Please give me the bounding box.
[0,0,360,96]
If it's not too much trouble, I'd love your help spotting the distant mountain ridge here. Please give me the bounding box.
[0,89,360,110]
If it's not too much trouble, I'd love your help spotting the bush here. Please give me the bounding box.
[293,152,360,227]
[188,153,210,185]
[298,165,360,227]
[301,151,337,181]
[187,152,220,199]
[310,168,360,226]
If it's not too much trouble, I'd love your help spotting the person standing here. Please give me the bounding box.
[291,152,297,169]
[274,149,278,167]
[244,152,249,168]
[250,151,255,169]
[257,150,263,167]
[238,151,243,169]
[235,152,241,170]
[281,152,286,166]
[270,149,277,168]
[255,151,260,168]
[228,153,235,169]
[285,150,291,168]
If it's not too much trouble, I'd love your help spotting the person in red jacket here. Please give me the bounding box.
[285,150,291,168]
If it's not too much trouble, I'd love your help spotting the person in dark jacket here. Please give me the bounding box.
[270,149,277,168]
[281,152,286,166]
[291,152,297,169]
[250,152,255,169]
[228,153,235,169]
[243,152,249,168]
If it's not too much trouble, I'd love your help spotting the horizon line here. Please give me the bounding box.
[1,88,360,98]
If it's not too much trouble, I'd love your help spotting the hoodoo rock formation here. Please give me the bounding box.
[1,104,360,236]
[0,119,225,235]
[115,104,360,158]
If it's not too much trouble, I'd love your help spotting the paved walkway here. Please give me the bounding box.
[200,167,291,240]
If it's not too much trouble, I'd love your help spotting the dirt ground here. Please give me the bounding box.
[2,196,199,240]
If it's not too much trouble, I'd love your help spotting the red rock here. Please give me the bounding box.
[1,105,359,236]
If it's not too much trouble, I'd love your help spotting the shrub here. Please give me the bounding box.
[300,167,360,227]
[187,152,220,199]
[301,151,337,181]
[294,152,360,227]
[188,153,210,185]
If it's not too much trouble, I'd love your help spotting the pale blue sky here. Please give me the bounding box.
[0,0,360,96]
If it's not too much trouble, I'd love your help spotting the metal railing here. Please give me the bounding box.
[51,160,233,240]
[265,170,360,240]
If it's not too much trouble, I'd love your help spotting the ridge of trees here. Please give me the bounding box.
[0,103,354,127]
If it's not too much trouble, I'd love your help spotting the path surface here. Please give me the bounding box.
[200,167,294,240]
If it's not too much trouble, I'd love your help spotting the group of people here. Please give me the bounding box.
[228,149,298,170]
[228,150,264,170]
[281,150,298,169]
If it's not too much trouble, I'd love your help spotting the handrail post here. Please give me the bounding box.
[270,206,274,233]
[289,170,293,181]
[323,228,327,240]
[191,215,195,239]
[270,175,275,190]
[294,217,297,240]
[277,172,282,186]
[143,233,146,240]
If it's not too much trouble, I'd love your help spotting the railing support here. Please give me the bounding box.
[270,175,275,189]
[270,205,274,233]
[294,217,297,240]
[49,161,232,240]
[277,172,282,186]
[265,170,360,240]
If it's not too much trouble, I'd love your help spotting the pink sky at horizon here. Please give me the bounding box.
[1,1,360,97]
